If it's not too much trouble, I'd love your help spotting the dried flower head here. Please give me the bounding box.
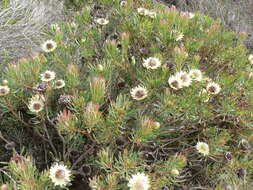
[168,75,183,90]
[49,163,71,187]
[143,57,161,70]
[28,95,45,113]
[41,40,57,53]
[189,69,203,81]
[128,173,150,190]
[130,86,148,100]
[96,18,109,25]
[196,142,209,156]
[40,70,56,82]
[0,86,10,96]
[206,82,221,95]
[175,71,192,87]
[54,79,65,89]
[58,94,72,105]
[248,54,253,64]
[34,83,48,93]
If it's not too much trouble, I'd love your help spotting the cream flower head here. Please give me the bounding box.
[128,173,150,190]
[137,8,148,16]
[175,71,192,87]
[248,54,253,64]
[49,163,71,187]
[196,142,209,156]
[171,168,180,176]
[40,70,56,82]
[168,75,183,90]
[206,82,221,95]
[120,1,127,7]
[0,86,10,96]
[54,79,65,89]
[189,69,203,81]
[145,10,157,18]
[28,95,45,113]
[143,57,161,70]
[130,86,148,100]
[41,40,57,53]
[95,18,109,25]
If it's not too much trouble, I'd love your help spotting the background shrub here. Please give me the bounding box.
[0,0,252,189]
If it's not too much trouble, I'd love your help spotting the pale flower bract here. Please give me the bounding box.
[168,75,183,90]
[128,173,150,190]
[143,57,161,70]
[189,69,203,81]
[54,79,66,89]
[248,54,253,64]
[206,82,221,95]
[196,142,209,156]
[130,86,148,100]
[41,40,57,53]
[40,70,56,82]
[0,86,10,96]
[49,163,72,187]
[28,95,45,113]
[96,18,109,25]
[176,71,192,87]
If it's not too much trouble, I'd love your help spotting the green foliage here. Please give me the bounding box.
[0,0,252,189]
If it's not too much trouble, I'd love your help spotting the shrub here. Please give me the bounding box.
[0,0,252,189]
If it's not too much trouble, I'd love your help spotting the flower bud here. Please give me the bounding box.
[0,184,8,190]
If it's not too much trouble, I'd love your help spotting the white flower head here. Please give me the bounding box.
[189,69,203,81]
[28,95,45,113]
[168,75,183,90]
[54,79,65,89]
[128,173,150,190]
[206,82,221,95]
[137,8,149,16]
[120,1,127,7]
[2,80,8,85]
[130,86,148,100]
[0,86,10,96]
[41,40,57,53]
[248,54,253,64]
[176,71,192,87]
[143,57,161,70]
[188,12,195,19]
[196,142,209,156]
[171,168,180,176]
[97,64,104,71]
[49,163,71,187]
[145,10,157,18]
[96,18,109,25]
[40,70,56,82]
